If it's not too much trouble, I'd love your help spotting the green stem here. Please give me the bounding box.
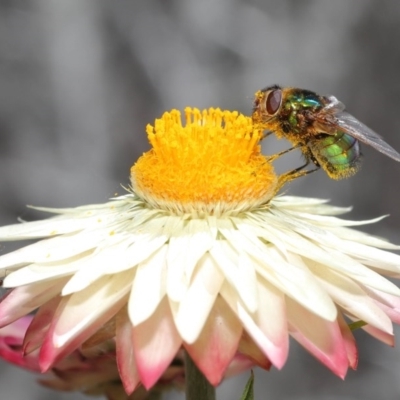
[147,391,162,400]
[184,350,216,400]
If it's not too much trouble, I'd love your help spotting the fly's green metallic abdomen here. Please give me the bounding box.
[309,131,361,179]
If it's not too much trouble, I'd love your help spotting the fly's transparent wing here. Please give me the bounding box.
[335,112,400,162]
[323,95,345,113]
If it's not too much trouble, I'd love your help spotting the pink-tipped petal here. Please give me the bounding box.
[116,307,140,395]
[0,278,67,327]
[129,245,167,326]
[376,303,400,324]
[224,353,257,378]
[237,331,272,371]
[253,276,288,368]
[221,281,288,369]
[313,266,393,333]
[0,315,40,371]
[365,286,400,309]
[0,338,40,371]
[39,271,133,371]
[132,296,182,389]
[337,312,358,370]
[23,296,61,354]
[184,296,242,386]
[0,314,32,338]
[362,324,395,346]
[364,287,400,324]
[287,298,348,379]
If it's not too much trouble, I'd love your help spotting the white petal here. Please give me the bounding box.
[222,221,337,321]
[132,296,182,389]
[273,207,386,228]
[173,253,224,344]
[262,224,400,296]
[184,219,215,280]
[333,241,400,270]
[0,230,105,269]
[61,237,134,295]
[3,199,133,238]
[166,217,213,302]
[255,275,288,348]
[330,226,400,249]
[271,196,351,215]
[3,259,82,287]
[253,247,337,321]
[53,270,134,348]
[102,233,169,275]
[209,240,258,314]
[287,297,348,378]
[129,245,167,325]
[314,247,400,296]
[311,264,393,333]
[29,196,132,214]
[0,277,67,327]
[220,282,288,369]
[0,217,86,240]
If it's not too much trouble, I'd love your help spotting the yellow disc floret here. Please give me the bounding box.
[131,108,277,215]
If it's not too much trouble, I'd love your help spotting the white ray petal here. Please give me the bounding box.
[310,264,393,333]
[103,234,168,275]
[330,241,400,269]
[329,226,400,249]
[261,224,400,296]
[128,209,166,230]
[272,207,386,228]
[0,217,85,240]
[252,247,337,321]
[3,259,82,287]
[0,277,67,327]
[166,228,191,303]
[271,196,351,215]
[129,245,167,325]
[53,270,134,348]
[220,282,288,369]
[29,196,132,214]
[184,219,215,281]
[173,253,224,344]
[0,231,105,269]
[209,240,259,314]
[166,217,212,303]
[61,237,135,295]
[0,201,136,241]
[223,217,336,320]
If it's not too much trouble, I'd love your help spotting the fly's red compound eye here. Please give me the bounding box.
[266,89,282,115]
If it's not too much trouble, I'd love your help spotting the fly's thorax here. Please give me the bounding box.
[278,88,325,138]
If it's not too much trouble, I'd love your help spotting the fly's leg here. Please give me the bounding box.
[265,143,303,162]
[261,130,274,140]
[275,159,319,193]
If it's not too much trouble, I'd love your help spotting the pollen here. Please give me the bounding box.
[131,108,277,215]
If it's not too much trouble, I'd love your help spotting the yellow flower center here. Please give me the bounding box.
[131,108,277,215]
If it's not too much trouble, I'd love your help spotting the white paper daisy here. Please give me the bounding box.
[0,107,399,396]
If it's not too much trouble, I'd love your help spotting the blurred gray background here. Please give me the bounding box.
[1,1,400,399]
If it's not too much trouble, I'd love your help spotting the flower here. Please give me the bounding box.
[0,107,400,396]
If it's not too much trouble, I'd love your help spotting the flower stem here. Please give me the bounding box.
[184,350,216,400]
[148,391,162,400]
